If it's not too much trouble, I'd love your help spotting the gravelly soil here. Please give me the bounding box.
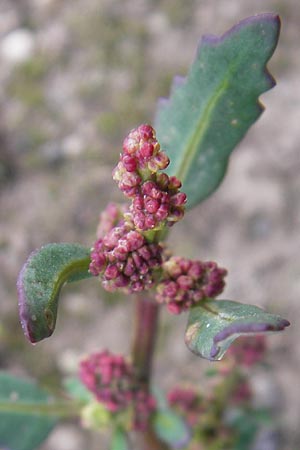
[1,0,300,449]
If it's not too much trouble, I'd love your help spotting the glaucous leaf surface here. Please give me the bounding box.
[185,299,289,360]
[155,14,280,209]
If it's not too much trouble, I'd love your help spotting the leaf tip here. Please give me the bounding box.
[200,13,281,55]
[210,317,290,359]
[17,249,55,344]
[17,254,37,344]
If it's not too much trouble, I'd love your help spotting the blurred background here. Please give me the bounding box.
[0,0,299,449]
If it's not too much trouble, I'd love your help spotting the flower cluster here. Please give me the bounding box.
[79,350,156,430]
[113,124,169,190]
[230,378,252,404]
[79,350,133,412]
[96,202,126,239]
[89,224,163,293]
[112,124,186,231]
[168,387,203,426]
[130,174,186,230]
[156,256,227,314]
[90,124,228,315]
[226,335,266,367]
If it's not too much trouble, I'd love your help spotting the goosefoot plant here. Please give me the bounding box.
[1,13,290,450]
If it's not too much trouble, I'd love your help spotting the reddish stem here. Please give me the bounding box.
[131,294,170,450]
[132,294,159,383]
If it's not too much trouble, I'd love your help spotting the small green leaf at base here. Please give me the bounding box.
[0,372,58,450]
[152,410,191,449]
[17,243,92,343]
[185,299,290,361]
[155,14,280,209]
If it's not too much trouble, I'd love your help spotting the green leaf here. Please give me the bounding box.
[152,410,191,449]
[0,372,71,450]
[228,409,271,450]
[63,377,93,403]
[185,299,290,361]
[154,14,280,209]
[111,426,129,450]
[17,243,92,343]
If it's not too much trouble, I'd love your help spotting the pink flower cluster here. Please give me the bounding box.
[89,224,163,293]
[79,350,133,412]
[167,387,203,427]
[90,125,228,314]
[112,124,186,231]
[79,350,156,430]
[96,202,126,239]
[156,256,227,314]
[131,174,186,230]
[168,387,199,411]
[227,336,266,367]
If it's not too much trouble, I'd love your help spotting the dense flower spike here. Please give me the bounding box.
[79,351,133,412]
[156,256,227,314]
[89,224,163,293]
[112,124,186,230]
[120,124,169,174]
[130,174,186,230]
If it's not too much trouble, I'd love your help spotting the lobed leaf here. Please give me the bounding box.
[17,243,92,344]
[154,14,280,209]
[185,299,290,361]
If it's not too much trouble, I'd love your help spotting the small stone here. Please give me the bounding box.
[1,29,35,64]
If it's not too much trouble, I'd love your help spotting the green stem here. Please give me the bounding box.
[131,294,170,450]
[0,400,81,418]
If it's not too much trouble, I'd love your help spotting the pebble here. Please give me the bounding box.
[1,28,35,65]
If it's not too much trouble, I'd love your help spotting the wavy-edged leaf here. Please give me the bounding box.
[17,243,92,344]
[0,372,77,450]
[154,14,280,209]
[152,410,191,449]
[185,299,290,361]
